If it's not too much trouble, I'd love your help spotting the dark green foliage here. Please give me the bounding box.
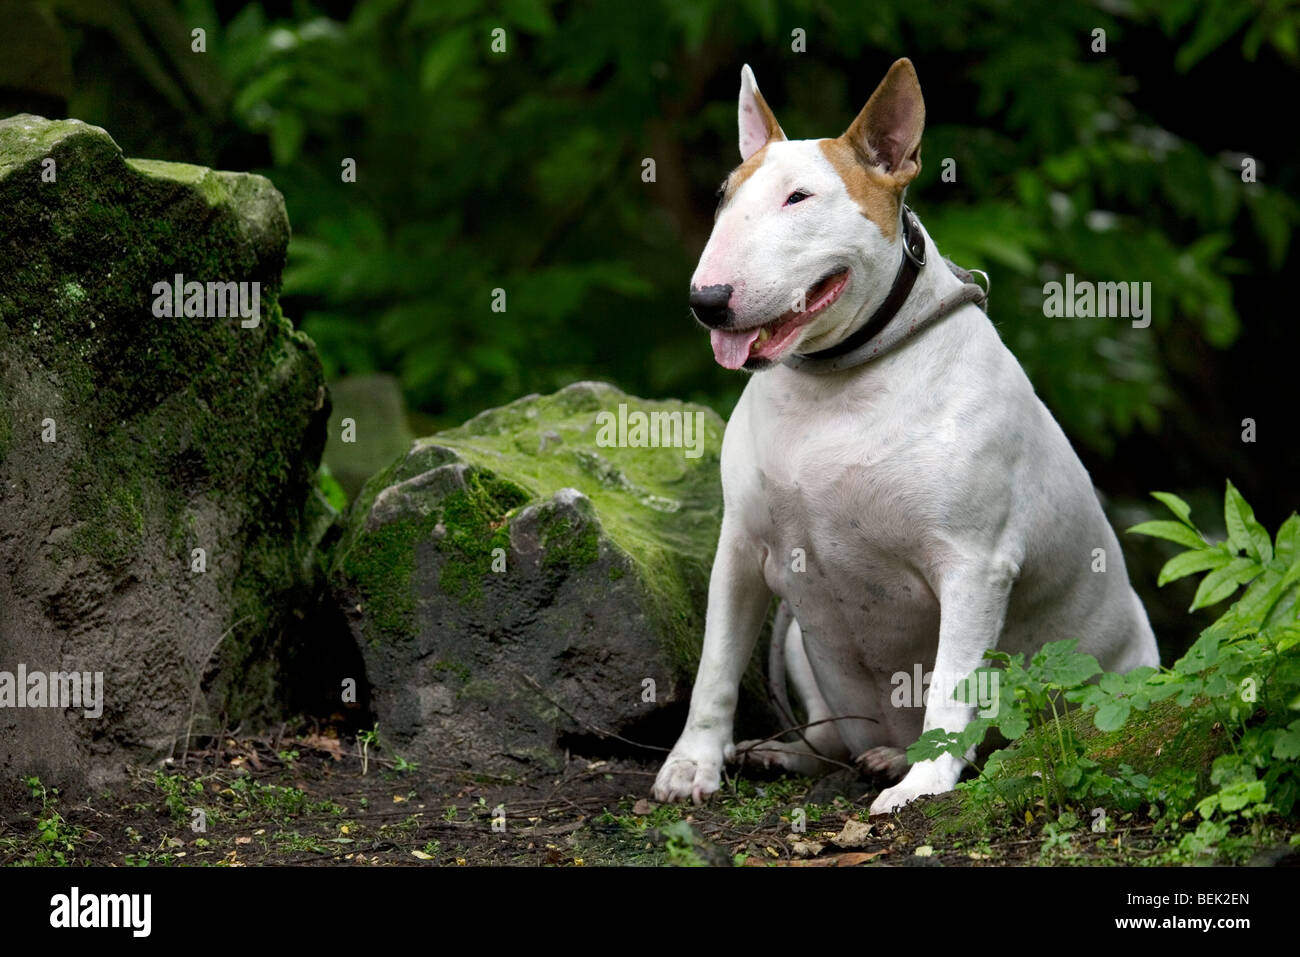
[43,0,1299,451]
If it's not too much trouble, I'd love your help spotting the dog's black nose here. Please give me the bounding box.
[689,284,734,328]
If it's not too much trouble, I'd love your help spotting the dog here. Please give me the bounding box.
[652,59,1159,815]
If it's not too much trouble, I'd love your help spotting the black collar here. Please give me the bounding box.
[794,205,926,361]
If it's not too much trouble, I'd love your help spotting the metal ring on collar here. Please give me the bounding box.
[901,206,926,268]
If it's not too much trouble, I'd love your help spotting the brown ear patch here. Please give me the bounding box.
[720,142,773,208]
[818,137,901,241]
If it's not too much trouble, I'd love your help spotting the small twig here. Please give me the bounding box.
[516,671,672,754]
[176,616,252,765]
[732,714,883,774]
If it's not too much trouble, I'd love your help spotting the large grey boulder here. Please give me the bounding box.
[0,115,336,788]
[330,381,752,771]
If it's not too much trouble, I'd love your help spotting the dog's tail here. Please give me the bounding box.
[767,599,798,729]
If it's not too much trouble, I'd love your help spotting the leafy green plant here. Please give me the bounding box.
[392,753,420,773]
[660,820,708,867]
[225,775,337,823]
[357,723,379,775]
[155,770,205,824]
[1,776,87,866]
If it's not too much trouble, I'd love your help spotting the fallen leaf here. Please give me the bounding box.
[235,836,252,845]
[302,734,344,760]
[831,818,875,848]
[782,849,888,867]
[835,850,887,865]
[411,850,433,860]
[791,840,824,858]
[393,794,406,803]
[632,799,653,816]
[915,845,934,857]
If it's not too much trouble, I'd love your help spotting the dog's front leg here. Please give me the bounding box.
[869,557,1018,815]
[653,520,769,805]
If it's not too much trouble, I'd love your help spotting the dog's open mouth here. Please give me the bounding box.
[710,269,849,370]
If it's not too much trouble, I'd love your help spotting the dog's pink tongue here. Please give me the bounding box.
[710,327,762,369]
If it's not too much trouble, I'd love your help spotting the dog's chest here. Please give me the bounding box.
[731,372,947,663]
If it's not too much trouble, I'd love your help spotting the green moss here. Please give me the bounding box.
[436,472,528,600]
[431,659,471,684]
[336,466,528,642]
[339,503,428,643]
[59,482,145,568]
[316,464,348,513]
[126,158,228,206]
[539,509,600,572]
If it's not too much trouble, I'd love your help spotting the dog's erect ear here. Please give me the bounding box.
[842,58,925,186]
[738,64,786,162]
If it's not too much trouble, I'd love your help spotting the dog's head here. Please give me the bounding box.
[690,59,926,370]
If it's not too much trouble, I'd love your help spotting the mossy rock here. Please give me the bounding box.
[0,115,341,788]
[330,381,744,772]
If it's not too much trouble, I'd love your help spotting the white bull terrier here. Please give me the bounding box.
[652,59,1159,814]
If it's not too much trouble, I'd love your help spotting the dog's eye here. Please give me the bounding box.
[785,190,811,206]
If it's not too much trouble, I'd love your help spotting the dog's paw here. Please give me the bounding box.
[868,760,958,815]
[652,739,730,805]
[854,745,909,780]
[734,739,804,772]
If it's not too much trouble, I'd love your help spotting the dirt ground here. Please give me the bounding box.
[3,723,1297,867]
